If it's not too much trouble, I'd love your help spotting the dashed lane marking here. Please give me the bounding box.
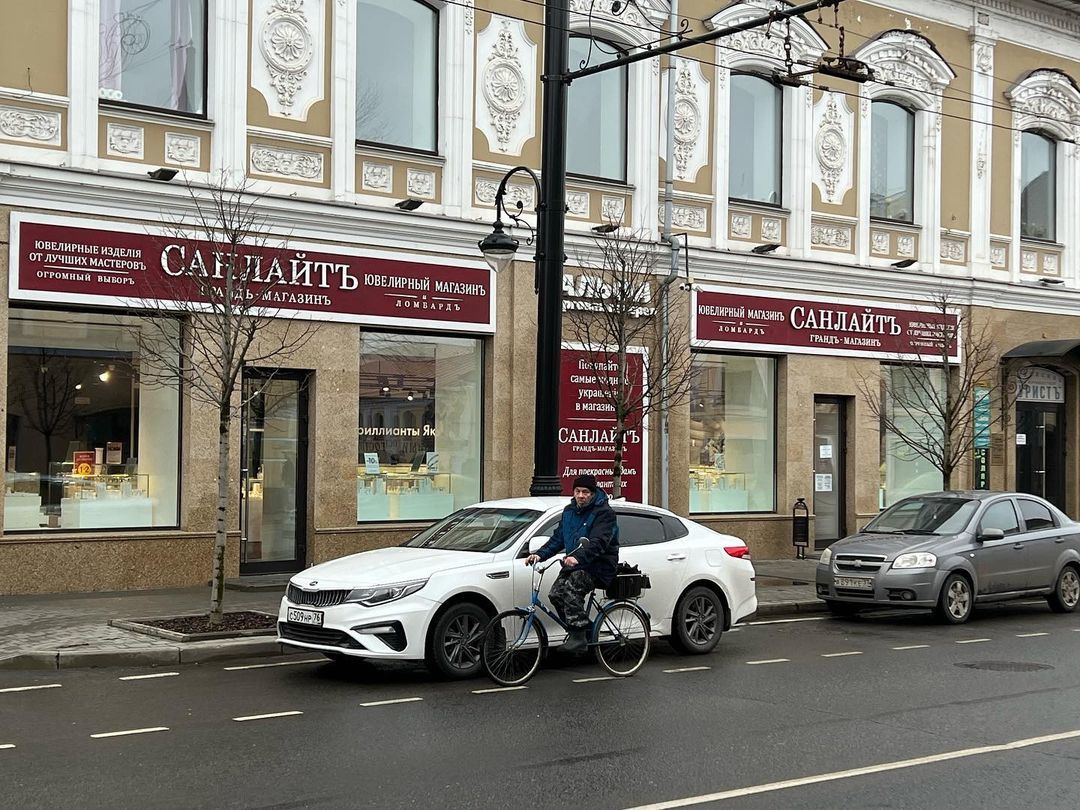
[622,728,1080,809]
[232,711,303,722]
[663,666,711,673]
[574,676,617,683]
[359,697,423,708]
[821,651,863,658]
[0,744,15,750]
[893,645,931,650]
[1017,632,1050,638]
[956,638,992,644]
[0,683,61,694]
[746,659,790,665]
[90,727,169,739]
[743,617,828,626]
[119,672,180,681]
[223,659,324,671]
[472,686,528,694]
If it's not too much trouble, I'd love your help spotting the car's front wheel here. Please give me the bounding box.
[427,602,489,679]
[670,586,724,655]
[934,572,974,624]
[1047,565,1080,613]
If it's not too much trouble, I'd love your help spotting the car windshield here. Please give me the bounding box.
[865,497,978,535]
[403,508,542,553]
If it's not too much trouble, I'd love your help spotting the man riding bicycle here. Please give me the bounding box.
[525,475,620,653]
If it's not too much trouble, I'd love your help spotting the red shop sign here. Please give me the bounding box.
[9,213,495,333]
[557,346,648,503]
[693,286,959,362]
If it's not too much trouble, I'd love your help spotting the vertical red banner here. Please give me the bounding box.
[557,348,647,502]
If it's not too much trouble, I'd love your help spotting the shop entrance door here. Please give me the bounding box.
[240,370,309,575]
[1016,401,1066,512]
[813,397,847,549]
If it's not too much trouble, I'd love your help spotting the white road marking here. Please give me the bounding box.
[622,727,1080,809]
[574,676,617,683]
[821,651,863,658]
[119,672,180,681]
[956,638,991,644]
[472,686,528,694]
[746,658,790,665]
[0,744,15,750]
[232,711,303,722]
[892,645,930,650]
[1016,632,1049,638]
[359,697,423,708]
[90,727,169,739]
[0,683,61,694]
[223,659,324,671]
[1073,629,1080,632]
[744,617,828,626]
[663,666,711,673]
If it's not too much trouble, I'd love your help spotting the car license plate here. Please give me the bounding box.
[287,607,324,626]
[835,576,873,590]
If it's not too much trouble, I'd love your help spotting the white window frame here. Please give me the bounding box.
[707,0,825,256]
[1006,70,1080,284]
[853,31,955,272]
[867,99,916,224]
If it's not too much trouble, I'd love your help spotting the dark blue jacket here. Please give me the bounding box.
[535,489,620,586]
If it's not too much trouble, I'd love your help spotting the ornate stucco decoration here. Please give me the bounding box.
[811,223,852,249]
[853,30,956,110]
[812,91,853,206]
[475,178,535,210]
[165,133,201,166]
[407,169,436,199]
[1006,69,1080,143]
[0,106,61,145]
[106,123,144,159]
[975,44,994,75]
[601,196,626,223]
[660,59,709,183]
[707,0,826,70]
[896,235,915,258]
[760,218,781,242]
[477,17,534,155]
[250,145,324,182]
[871,231,890,255]
[939,239,966,262]
[730,213,752,239]
[252,0,325,121]
[463,0,474,36]
[361,162,392,192]
[566,191,591,217]
[568,0,669,51]
[990,245,1007,268]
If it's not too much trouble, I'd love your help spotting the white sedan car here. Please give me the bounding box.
[277,497,757,678]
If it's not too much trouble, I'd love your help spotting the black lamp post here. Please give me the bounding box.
[478,1,569,498]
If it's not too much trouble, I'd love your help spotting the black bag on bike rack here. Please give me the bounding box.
[605,562,651,599]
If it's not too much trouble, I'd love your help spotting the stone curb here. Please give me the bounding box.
[0,638,304,671]
[753,599,827,617]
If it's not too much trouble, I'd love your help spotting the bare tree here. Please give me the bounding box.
[7,350,79,470]
[568,227,696,498]
[857,287,1025,491]
[129,176,315,625]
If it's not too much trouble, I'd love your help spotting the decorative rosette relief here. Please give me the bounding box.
[251,0,325,120]
[476,16,536,156]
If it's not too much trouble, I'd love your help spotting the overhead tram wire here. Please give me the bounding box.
[435,0,1079,136]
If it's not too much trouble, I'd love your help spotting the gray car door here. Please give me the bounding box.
[973,498,1025,594]
[1014,498,1061,591]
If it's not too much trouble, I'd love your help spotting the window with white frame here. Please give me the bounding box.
[98,0,207,115]
[1020,131,1057,241]
[870,101,915,222]
[356,0,439,152]
[566,35,628,182]
[728,73,782,205]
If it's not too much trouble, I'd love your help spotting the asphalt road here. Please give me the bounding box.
[3,601,1079,810]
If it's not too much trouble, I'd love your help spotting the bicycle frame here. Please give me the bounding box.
[509,558,617,648]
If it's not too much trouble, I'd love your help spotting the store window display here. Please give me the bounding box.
[357,333,482,522]
[689,354,776,513]
[880,365,945,507]
[4,310,180,531]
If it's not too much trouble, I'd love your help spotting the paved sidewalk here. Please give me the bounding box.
[0,557,822,671]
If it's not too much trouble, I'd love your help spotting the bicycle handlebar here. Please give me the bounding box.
[527,537,589,570]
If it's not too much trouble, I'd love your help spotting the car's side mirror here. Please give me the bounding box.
[527,536,550,554]
[978,527,1005,542]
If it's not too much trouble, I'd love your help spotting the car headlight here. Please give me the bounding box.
[345,578,428,606]
[891,552,937,570]
[819,547,832,566]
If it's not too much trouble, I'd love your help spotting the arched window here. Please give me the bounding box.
[870,101,915,222]
[1020,131,1057,241]
[356,0,438,152]
[728,74,782,205]
[566,36,628,182]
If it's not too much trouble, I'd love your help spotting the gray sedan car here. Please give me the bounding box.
[816,491,1080,623]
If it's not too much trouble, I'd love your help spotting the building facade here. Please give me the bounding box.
[1,0,1079,594]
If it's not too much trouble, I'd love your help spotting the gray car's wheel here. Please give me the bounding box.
[426,602,489,679]
[934,572,974,624]
[670,586,724,655]
[1047,565,1080,613]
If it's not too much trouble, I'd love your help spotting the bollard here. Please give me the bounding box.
[792,498,809,559]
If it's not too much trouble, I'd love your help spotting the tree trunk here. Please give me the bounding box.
[209,406,231,626]
[612,423,626,499]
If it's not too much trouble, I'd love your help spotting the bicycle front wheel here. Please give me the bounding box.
[481,609,546,686]
[593,601,650,677]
